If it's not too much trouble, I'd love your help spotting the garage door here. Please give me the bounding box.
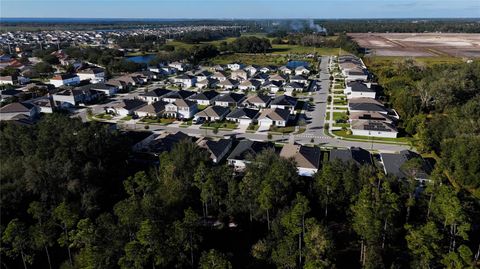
[239,119,251,125]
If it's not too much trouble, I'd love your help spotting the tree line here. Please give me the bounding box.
[316,19,480,34]
[365,58,480,197]
[1,114,479,268]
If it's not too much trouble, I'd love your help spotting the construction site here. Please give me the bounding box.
[349,33,480,58]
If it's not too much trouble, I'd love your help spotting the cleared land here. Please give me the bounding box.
[349,33,480,58]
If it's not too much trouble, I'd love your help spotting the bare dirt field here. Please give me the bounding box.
[349,33,480,57]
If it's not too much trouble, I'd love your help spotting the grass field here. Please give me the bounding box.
[333,112,348,121]
[333,130,412,144]
[211,53,290,66]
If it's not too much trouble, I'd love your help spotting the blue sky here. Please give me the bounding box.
[1,0,479,19]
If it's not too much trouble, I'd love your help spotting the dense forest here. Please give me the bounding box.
[316,19,480,34]
[364,59,480,197]
[1,113,479,269]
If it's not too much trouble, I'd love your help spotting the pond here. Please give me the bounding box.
[126,54,156,64]
[286,60,309,69]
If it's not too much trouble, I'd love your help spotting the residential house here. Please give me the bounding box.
[162,90,195,103]
[348,98,388,114]
[268,74,288,85]
[380,150,431,182]
[148,131,194,153]
[30,98,55,113]
[75,83,118,96]
[188,90,220,106]
[0,102,38,121]
[238,79,261,92]
[214,93,246,108]
[107,99,146,117]
[329,147,372,166]
[194,70,212,82]
[52,88,101,107]
[211,71,228,82]
[345,81,376,99]
[349,111,395,124]
[290,75,308,85]
[262,80,283,93]
[257,108,290,127]
[226,107,259,125]
[284,82,305,96]
[227,63,244,71]
[194,106,230,122]
[173,74,196,88]
[252,73,269,84]
[295,66,310,76]
[278,66,293,75]
[168,61,188,72]
[139,88,171,104]
[196,78,218,89]
[270,95,298,114]
[244,65,260,76]
[245,94,271,109]
[280,143,321,177]
[231,69,249,81]
[164,99,197,119]
[218,78,239,90]
[260,66,275,73]
[197,138,233,164]
[227,140,274,170]
[76,68,105,83]
[350,120,398,138]
[135,101,167,118]
[49,74,80,88]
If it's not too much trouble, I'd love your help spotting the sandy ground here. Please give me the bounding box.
[349,33,480,57]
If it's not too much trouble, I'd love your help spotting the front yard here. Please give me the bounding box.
[140,117,176,125]
[332,129,412,144]
[269,125,296,134]
[201,121,238,130]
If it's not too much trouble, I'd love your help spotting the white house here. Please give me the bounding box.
[164,99,197,119]
[194,105,230,122]
[227,63,245,71]
[49,74,80,88]
[173,74,196,88]
[169,61,188,72]
[107,99,146,117]
[345,81,376,99]
[238,80,261,92]
[350,120,398,138]
[257,108,290,127]
[295,66,310,76]
[76,68,105,83]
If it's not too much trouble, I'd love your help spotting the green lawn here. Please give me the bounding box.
[246,123,260,133]
[94,113,113,120]
[269,126,296,134]
[333,112,348,121]
[140,117,176,125]
[332,130,412,144]
[334,84,345,89]
[201,121,238,130]
[333,123,351,128]
[211,53,290,66]
[120,115,133,121]
[197,104,209,111]
[333,99,347,106]
[333,107,348,110]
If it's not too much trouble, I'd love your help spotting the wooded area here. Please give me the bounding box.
[1,113,479,269]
